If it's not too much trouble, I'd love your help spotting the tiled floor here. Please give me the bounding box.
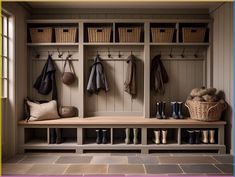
[2,153,234,176]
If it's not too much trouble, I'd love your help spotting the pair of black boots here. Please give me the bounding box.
[171,102,184,119]
[187,129,200,144]
[96,129,107,144]
[155,102,166,119]
[50,128,63,144]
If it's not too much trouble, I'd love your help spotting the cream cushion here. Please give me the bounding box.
[27,100,60,121]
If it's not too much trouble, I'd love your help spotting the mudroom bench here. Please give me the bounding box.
[18,117,226,154]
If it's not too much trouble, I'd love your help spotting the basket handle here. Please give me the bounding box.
[184,101,191,114]
[206,102,227,117]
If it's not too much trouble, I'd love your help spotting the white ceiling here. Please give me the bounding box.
[27,2,222,10]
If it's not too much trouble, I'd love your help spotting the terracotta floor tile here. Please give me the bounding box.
[25,164,68,175]
[19,155,59,164]
[65,164,108,174]
[108,164,145,174]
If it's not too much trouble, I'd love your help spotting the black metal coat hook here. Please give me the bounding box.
[181,48,185,58]
[57,48,63,58]
[169,48,173,58]
[194,48,200,58]
[67,51,72,58]
[108,48,111,58]
[118,51,122,58]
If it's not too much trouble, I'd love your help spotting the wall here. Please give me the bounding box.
[2,3,29,160]
[211,2,234,154]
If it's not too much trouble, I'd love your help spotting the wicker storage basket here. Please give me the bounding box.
[151,28,174,43]
[30,27,52,43]
[182,27,206,43]
[88,27,111,43]
[55,27,77,43]
[118,27,141,42]
[185,100,226,122]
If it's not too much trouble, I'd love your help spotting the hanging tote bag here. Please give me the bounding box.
[61,57,76,85]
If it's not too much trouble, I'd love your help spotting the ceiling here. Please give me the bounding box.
[26,2,222,10]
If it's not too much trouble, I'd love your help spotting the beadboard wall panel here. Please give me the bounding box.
[211,2,234,154]
[84,46,144,116]
[28,46,79,109]
[150,46,206,117]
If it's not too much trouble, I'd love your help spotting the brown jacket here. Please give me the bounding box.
[124,54,137,97]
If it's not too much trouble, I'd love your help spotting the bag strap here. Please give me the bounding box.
[63,57,75,74]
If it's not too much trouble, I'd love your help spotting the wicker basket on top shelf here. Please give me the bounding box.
[151,28,174,43]
[30,27,52,43]
[185,100,226,122]
[182,27,206,43]
[118,27,141,42]
[88,27,112,43]
[55,27,77,43]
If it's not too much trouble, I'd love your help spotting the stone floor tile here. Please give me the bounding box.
[110,153,137,156]
[4,154,26,163]
[90,156,128,164]
[145,165,182,174]
[19,155,59,164]
[215,164,234,174]
[159,156,218,164]
[128,156,159,164]
[2,163,34,175]
[82,153,111,156]
[180,164,222,174]
[55,156,92,164]
[108,164,145,174]
[204,173,234,176]
[212,155,234,164]
[65,164,108,174]
[25,164,68,175]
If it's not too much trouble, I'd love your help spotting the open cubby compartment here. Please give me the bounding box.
[82,128,111,145]
[115,23,144,43]
[181,128,219,145]
[179,23,210,43]
[84,45,144,117]
[149,45,207,118]
[150,23,177,43]
[147,128,178,145]
[60,128,77,144]
[27,23,79,43]
[113,128,142,145]
[84,23,113,43]
[24,128,48,144]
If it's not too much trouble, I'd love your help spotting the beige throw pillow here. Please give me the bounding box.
[27,100,60,121]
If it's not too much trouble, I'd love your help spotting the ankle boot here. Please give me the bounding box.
[209,130,215,144]
[171,102,178,119]
[161,129,167,144]
[195,130,200,144]
[125,128,130,144]
[155,102,162,119]
[161,102,166,119]
[49,128,56,144]
[102,129,107,144]
[153,130,160,144]
[56,128,63,144]
[201,130,209,144]
[133,128,138,144]
[187,130,194,144]
[177,102,184,119]
[96,129,101,144]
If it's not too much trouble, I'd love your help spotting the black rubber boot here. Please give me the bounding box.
[49,128,56,144]
[171,102,178,119]
[56,128,63,144]
[96,129,101,144]
[156,102,162,119]
[177,102,184,119]
[102,129,107,144]
[188,130,194,144]
[195,130,200,144]
[161,102,166,119]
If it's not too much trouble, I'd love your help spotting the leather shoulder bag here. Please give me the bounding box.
[61,57,76,85]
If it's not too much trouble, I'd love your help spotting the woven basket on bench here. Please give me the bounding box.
[182,27,206,43]
[30,27,52,43]
[151,28,174,43]
[185,100,227,122]
[118,27,141,42]
[88,27,111,43]
[55,27,77,43]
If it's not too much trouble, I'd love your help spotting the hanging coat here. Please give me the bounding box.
[34,55,58,100]
[124,54,137,97]
[87,55,109,94]
[150,54,169,94]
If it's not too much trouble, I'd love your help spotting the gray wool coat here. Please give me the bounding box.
[124,54,137,97]
[87,55,109,94]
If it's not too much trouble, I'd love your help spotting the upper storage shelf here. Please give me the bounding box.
[27,23,79,44]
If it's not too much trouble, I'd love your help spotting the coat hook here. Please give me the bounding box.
[194,47,199,58]
[57,48,63,58]
[33,48,40,58]
[96,50,99,57]
[67,51,72,58]
[181,48,185,58]
[118,51,122,58]
[169,48,173,58]
[108,48,111,58]
[48,51,52,57]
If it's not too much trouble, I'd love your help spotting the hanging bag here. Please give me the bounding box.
[61,57,76,85]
